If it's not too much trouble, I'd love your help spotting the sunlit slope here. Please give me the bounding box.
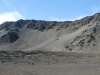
[0,13,100,53]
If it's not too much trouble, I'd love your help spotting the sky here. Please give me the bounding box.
[0,0,100,24]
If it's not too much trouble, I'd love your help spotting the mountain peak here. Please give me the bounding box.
[93,12,100,16]
[92,12,100,22]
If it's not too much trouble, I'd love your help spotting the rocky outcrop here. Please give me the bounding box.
[0,32,19,44]
[65,21,100,51]
[0,20,72,31]
[1,13,100,32]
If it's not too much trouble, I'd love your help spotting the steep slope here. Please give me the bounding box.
[0,31,19,44]
[0,13,100,53]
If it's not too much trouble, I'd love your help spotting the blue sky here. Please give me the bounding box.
[0,0,100,24]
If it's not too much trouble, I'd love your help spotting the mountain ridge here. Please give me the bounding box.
[0,12,100,31]
[0,13,100,53]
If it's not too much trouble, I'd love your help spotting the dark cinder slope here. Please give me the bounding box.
[0,13,100,53]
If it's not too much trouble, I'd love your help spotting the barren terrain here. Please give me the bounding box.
[0,51,100,75]
[0,13,100,75]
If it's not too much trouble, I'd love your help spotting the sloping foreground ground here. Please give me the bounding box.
[0,51,100,75]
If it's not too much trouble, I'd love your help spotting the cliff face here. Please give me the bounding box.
[0,20,72,31]
[0,32,19,44]
[0,13,100,53]
[0,13,100,31]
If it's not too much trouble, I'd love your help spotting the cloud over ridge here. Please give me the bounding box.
[0,11,24,24]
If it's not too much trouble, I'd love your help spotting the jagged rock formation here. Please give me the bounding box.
[65,21,100,52]
[0,20,72,31]
[0,13,100,53]
[0,32,19,44]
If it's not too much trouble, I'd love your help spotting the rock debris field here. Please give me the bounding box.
[0,51,100,75]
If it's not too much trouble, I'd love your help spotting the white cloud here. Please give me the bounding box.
[0,11,24,24]
[74,15,88,20]
[50,15,88,21]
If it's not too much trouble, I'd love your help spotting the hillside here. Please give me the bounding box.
[0,13,100,53]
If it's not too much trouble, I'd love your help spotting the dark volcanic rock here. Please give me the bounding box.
[0,32,19,44]
[0,13,100,32]
[0,20,72,31]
